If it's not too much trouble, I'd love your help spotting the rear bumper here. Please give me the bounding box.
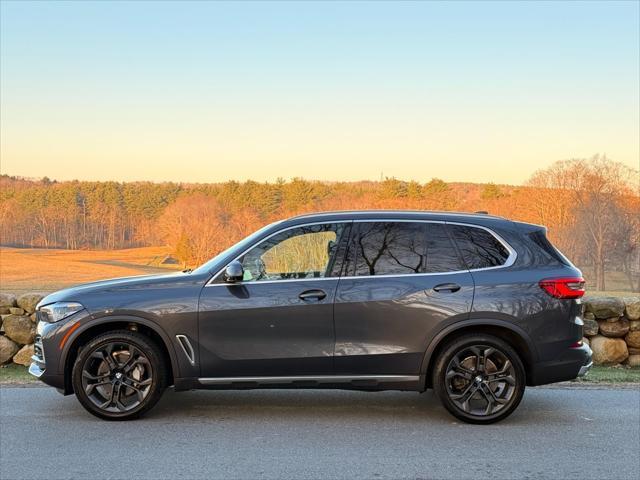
[528,342,593,386]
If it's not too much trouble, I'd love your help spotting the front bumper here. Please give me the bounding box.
[28,362,45,378]
[28,314,86,392]
[29,324,47,378]
[529,342,593,386]
[578,360,593,377]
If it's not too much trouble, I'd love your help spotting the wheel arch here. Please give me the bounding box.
[61,315,179,394]
[420,319,538,389]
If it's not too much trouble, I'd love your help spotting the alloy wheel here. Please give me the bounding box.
[81,341,154,413]
[444,344,517,417]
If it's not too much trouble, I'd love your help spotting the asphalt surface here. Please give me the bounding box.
[1,385,638,480]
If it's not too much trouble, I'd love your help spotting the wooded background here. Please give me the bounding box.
[1,155,638,291]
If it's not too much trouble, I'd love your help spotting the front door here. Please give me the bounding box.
[334,221,474,375]
[198,222,350,377]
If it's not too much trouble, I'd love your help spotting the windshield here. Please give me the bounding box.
[191,220,283,276]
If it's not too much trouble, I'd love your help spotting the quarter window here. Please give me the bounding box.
[448,224,510,269]
[346,222,426,276]
[238,223,345,281]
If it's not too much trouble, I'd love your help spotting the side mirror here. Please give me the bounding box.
[223,260,244,283]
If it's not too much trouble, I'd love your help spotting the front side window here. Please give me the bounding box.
[448,224,510,269]
[346,222,426,276]
[238,223,346,282]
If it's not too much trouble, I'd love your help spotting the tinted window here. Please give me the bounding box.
[239,223,346,281]
[449,224,510,269]
[346,222,425,276]
[529,230,571,266]
[424,223,465,272]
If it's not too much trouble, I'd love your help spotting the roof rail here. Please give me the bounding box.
[288,209,504,220]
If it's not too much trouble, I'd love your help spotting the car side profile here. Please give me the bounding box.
[30,210,592,424]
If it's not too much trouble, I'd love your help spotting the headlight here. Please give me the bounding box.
[39,302,84,323]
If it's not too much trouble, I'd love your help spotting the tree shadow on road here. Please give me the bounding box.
[144,388,562,427]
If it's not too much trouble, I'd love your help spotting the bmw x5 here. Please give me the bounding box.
[30,210,592,423]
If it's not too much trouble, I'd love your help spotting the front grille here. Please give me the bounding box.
[32,335,45,365]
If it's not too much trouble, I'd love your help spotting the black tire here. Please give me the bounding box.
[72,330,167,421]
[432,334,526,424]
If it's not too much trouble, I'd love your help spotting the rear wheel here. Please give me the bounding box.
[432,334,525,424]
[72,330,167,420]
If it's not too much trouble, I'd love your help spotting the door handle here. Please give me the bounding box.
[299,289,327,301]
[433,283,461,293]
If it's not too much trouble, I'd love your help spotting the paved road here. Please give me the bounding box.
[1,386,638,480]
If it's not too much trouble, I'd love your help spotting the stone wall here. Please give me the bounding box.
[0,293,43,366]
[0,292,639,368]
[582,296,640,367]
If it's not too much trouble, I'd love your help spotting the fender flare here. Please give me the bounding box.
[419,318,539,378]
[60,314,181,381]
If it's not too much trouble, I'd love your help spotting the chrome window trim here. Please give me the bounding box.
[205,218,516,287]
[445,221,518,271]
[198,375,420,385]
[206,220,352,286]
[208,277,340,286]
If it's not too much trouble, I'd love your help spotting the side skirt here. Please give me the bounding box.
[187,375,424,392]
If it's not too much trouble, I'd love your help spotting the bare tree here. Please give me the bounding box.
[528,155,639,291]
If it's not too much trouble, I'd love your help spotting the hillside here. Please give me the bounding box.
[1,158,638,292]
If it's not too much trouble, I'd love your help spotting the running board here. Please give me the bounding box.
[197,375,419,386]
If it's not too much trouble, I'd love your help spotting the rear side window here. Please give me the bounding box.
[529,230,572,266]
[449,224,510,270]
[424,223,465,273]
[346,222,425,276]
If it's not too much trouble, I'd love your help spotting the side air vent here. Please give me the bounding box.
[176,335,196,366]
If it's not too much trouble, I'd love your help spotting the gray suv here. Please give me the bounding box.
[30,210,592,423]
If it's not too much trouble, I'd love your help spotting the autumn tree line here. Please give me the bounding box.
[1,155,638,291]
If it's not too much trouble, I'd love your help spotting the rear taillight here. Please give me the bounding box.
[539,277,585,299]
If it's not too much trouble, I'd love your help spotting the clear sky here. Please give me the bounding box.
[1,1,638,185]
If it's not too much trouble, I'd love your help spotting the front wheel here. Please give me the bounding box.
[72,330,167,420]
[432,334,526,424]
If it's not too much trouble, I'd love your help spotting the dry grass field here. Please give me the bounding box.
[0,247,182,295]
[578,267,638,297]
[0,246,636,296]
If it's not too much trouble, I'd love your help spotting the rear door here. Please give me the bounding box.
[333,221,474,375]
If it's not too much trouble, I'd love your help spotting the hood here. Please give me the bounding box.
[37,271,201,308]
